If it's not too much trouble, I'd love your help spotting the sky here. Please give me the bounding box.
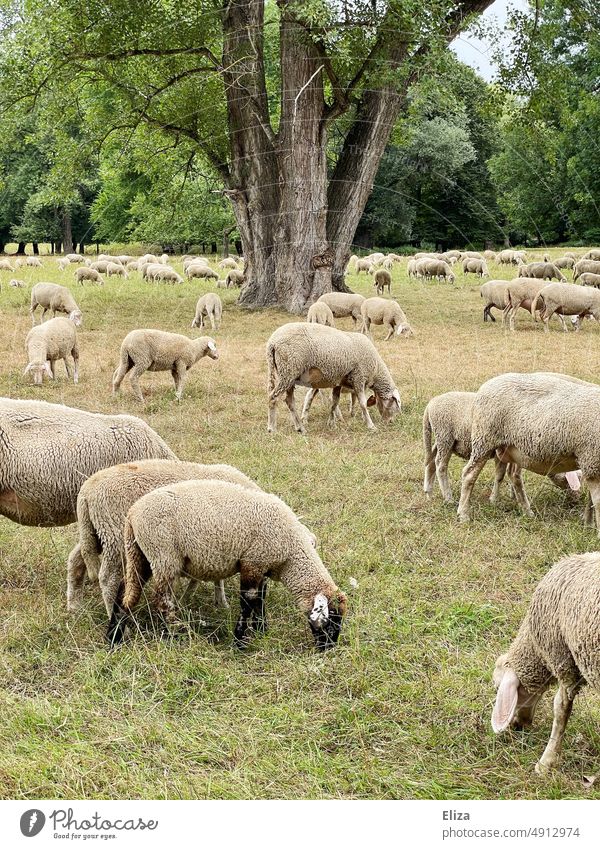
[451,0,530,81]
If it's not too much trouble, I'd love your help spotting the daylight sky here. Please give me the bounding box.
[452,0,530,81]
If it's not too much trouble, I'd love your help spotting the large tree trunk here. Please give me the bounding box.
[62,209,73,254]
[16,242,25,255]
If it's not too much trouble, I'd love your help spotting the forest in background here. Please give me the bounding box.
[0,0,597,258]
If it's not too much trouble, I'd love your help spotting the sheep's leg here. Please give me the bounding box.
[234,573,266,648]
[284,387,305,433]
[423,444,437,497]
[214,580,229,609]
[209,313,216,331]
[328,386,343,427]
[301,388,319,424]
[586,478,600,537]
[362,317,371,337]
[356,388,377,431]
[62,357,72,381]
[490,459,508,503]
[172,360,187,401]
[384,324,393,341]
[457,455,491,522]
[112,358,131,394]
[128,364,148,402]
[583,489,594,528]
[98,555,126,617]
[250,579,268,633]
[30,304,38,326]
[66,544,87,613]
[535,685,574,775]
[508,465,534,517]
[72,350,79,384]
[434,446,454,503]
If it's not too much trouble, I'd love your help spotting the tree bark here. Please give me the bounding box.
[62,209,74,254]
[16,242,25,255]
[32,242,39,255]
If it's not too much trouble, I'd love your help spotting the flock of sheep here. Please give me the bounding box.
[2,244,600,780]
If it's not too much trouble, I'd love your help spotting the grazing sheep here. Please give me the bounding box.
[106,261,129,279]
[554,256,575,270]
[139,254,158,265]
[266,322,401,433]
[317,292,365,328]
[360,297,413,340]
[30,283,82,326]
[480,279,509,322]
[90,260,112,274]
[192,293,223,331]
[461,250,484,260]
[307,301,335,327]
[419,259,455,282]
[373,268,392,295]
[573,259,600,281]
[107,480,346,651]
[14,258,24,269]
[218,257,238,269]
[151,266,183,285]
[517,261,567,282]
[456,372,599,529]
[381,256,394,270]
[65,253,85,264]
[24,317,79,386]
[581,249,600,261]
[492,552,600,774]
[9,279,25,288]
[67,460,263,616]
[0,397,174,527]
[497,249,525,265]
[483,250,497,262]
[0,259,14,272]
[112,329,219,401]
[502,277,562,331]
[462,258,488,278]
[531,282,600,331]
[183,256,208,271]
[225,268,244,288]
[159,253,169,264]
[355,259,373,275]
[26,256,43,268]
[74,266,104,286]
[578,272,600,288]
[126,260,139,272]
[407,258,418,278]
[117,255,133,265]
[186,262,219,281]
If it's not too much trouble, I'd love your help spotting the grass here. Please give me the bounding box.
[0,247,599,799]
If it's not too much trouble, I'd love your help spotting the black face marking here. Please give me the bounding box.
[308,604,343,651]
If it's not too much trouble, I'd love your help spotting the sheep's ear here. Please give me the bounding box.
[309,593,329,628]
[207,339,217,353]
[565,471,581,492]
[366,394,376,407]
[491,668,520,733]
[392,389,401,407]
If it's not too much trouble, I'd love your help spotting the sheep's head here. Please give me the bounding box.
[24,361,53,386]
[491,654,548,733]
[202,338,219,360]
[69,310,83,326]
[308,591,347,651]
[395,323,413,338]
[369,388,401,421]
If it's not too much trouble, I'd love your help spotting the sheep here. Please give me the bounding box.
[554,256,575,270]
[65,253,85,264]
[57,258,70,271]
[218,257,238,269]
[26,256,43,268]
[67,459,263,616]
[578,272,600,288]
[492,552,600,774]
[407,258,418,278]
[564,251,579,259]
[307,301,335,327]
[531,282,600,331]
[225,268,244,288]
[191,293,223,331]
[90,260,112,274]
[360,297,413,340]
[456,372,600,529]
[0,259,14,272]
[496,249,520,265]
[74,266,104,286]
[107,480,346,651]
[141,262,163,280]
[30,283,82,326]
[112,329,219,402]
[573,259,600,281]
[151,266,183,285]
[159,253,169,264]
[373,268,392,295]
[139,253,158,265]
[381,256,394,271]
[266,322,401,433]
[355,258,373,275]
[186,262,219,281]
[441,250,461,262]
[14,258,24,269]
[317,292,365,328]
[480,279,509,322]
[581,249,600,261]
[126,260,139,272]
[365,252,385,266]
[517,261,567,282]
[462,258,488,277]
[9,279,25,288]
[483,250,497,262]
[183,256,208,271]
[420,258,455,282]
[105,261,129,279]
[0,397,174,527]
[503,277,560,331]
[24,316,79,386]
[117,255,133,265]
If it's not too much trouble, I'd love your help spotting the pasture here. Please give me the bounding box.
[1,248,599,800]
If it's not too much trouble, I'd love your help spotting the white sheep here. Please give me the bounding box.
[151,266,183,285]
[24,317,79,386]
[107,480,346,651]
[30,283,82,326]
[317,292,365,328]
[574,259,600,281]
[225,268,244,288]
[578,272,600,288]
[355,259,373,274]
[0,259,14,272]
[26,256,43,268]
[106,261,129,279]
[266,322,401,433]
[65,253,85,264]
[9,279,25,288]
[373,268,392,295]
[186,262,219,281]
[74,266,104,285]
[112,329,219,401]
[218,257,238,269]
[480,279,509,322]
[462,257,489,278]
[191,293,223,330]
[531,282,600,331]
[360,297,413,340]
[307,301,335,327]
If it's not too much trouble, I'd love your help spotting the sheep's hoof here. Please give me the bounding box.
[457,512,470,524]
[534,759,554,776]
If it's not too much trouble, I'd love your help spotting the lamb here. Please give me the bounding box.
[266,322,401,433]
[456,372,600,530]
[67,460,263,616]
[218,257,238,269]
[112,329,219,401]
[30,283,82,326]
[578,272,600,288]
[480,279,509,322]
[373,268,392,295]
[462,258,488,277]
[317,292,365,328]
[24,317,79,386]
[9,279,25,288]
[74,266,104,285]
[0,397,174,527]
[106,261,129,278]
[151,266,183,285]
[225,268,244,288]
[307,301,335,327]
[573,259,600,281]
[26,256,43,268]
[107,480,347,651]
[492,552,600,774]
[531,282,600,331]
[360,297,413,340]
[191,293,223,331]
[0,259,14,272]
[186,262,219,281]
[517,261,567,282]
[355,259,373,274]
